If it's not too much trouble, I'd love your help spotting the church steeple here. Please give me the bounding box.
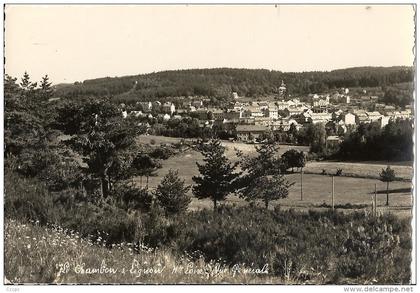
[278,80,287,99]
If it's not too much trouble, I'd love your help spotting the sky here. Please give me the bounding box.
[4,4,415,84]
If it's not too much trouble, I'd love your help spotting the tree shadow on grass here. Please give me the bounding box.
[369,187,412,194]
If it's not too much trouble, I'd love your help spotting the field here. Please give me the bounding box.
[305,161,413,181]
[136,135,413,217]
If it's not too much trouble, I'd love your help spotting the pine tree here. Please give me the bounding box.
[192,139,240,211]
[20,71,37,92]
[39,74,53,101]
[238,142,283,180]
[4,74,19,96]
[64,99,138,197]
[238,141,294,207]
[156,169,191,215]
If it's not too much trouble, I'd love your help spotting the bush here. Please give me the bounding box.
[4,169,57,225]
[14,150,55,178]
[170,206,411,283]
[110,183,153,213]
[5,168,140,245]
[40,160,83,192]
[150,146,175,160]
[140,204,177,248]
[59,201,139,245]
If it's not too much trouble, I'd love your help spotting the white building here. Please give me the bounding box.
[264,107,279,120]
[244,106,264,118]
[345,96,350,104]
[378,116,390,128]
[309,112,332,124]
[277,101,289,110]
[366,111,382,122]
[342,113,356,125]
[162,114,171,121]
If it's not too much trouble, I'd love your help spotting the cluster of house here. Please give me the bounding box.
[122,89,413,143]
[185,97,411,142]
[122,100,177,121]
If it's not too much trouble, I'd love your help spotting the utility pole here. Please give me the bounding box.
[300,168,303,201]
[331,175,335,211]
[374,183,377,217]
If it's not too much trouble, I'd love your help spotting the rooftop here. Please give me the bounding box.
[236,125,268,132]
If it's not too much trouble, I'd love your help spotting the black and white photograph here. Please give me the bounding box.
[2,3,417,288]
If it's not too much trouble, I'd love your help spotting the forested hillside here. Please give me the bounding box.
[54,66,414,102]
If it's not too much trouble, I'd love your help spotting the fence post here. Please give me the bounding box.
[331,175,335,211]
[371,195,374,215]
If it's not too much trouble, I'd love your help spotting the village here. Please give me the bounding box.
[122,81,414,147]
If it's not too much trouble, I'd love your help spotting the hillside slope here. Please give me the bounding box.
[54,66,414,101]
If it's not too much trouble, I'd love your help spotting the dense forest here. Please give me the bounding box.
[54,66,414,104]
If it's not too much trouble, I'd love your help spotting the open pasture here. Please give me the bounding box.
[305,161,413,181]
[135,135,413,217]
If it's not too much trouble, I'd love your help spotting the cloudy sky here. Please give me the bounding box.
[5,4,415,84]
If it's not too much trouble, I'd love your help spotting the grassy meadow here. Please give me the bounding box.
[136,135,413,216]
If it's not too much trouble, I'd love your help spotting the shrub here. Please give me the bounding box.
[140,204,176,248]
[110,183,153,213]
[4,169,57,225]
[40,160,83,192]
[59,201,138,245]
[14,150,55,178]
[171,206,411,283]
[336,169,343,176]
[336,215,410,283]
[150,146,175,160]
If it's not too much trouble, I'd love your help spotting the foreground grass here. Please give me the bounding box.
[5,205,412,285]
[4,219,283,284]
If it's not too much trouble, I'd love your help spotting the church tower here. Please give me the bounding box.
[278,80,287,99]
